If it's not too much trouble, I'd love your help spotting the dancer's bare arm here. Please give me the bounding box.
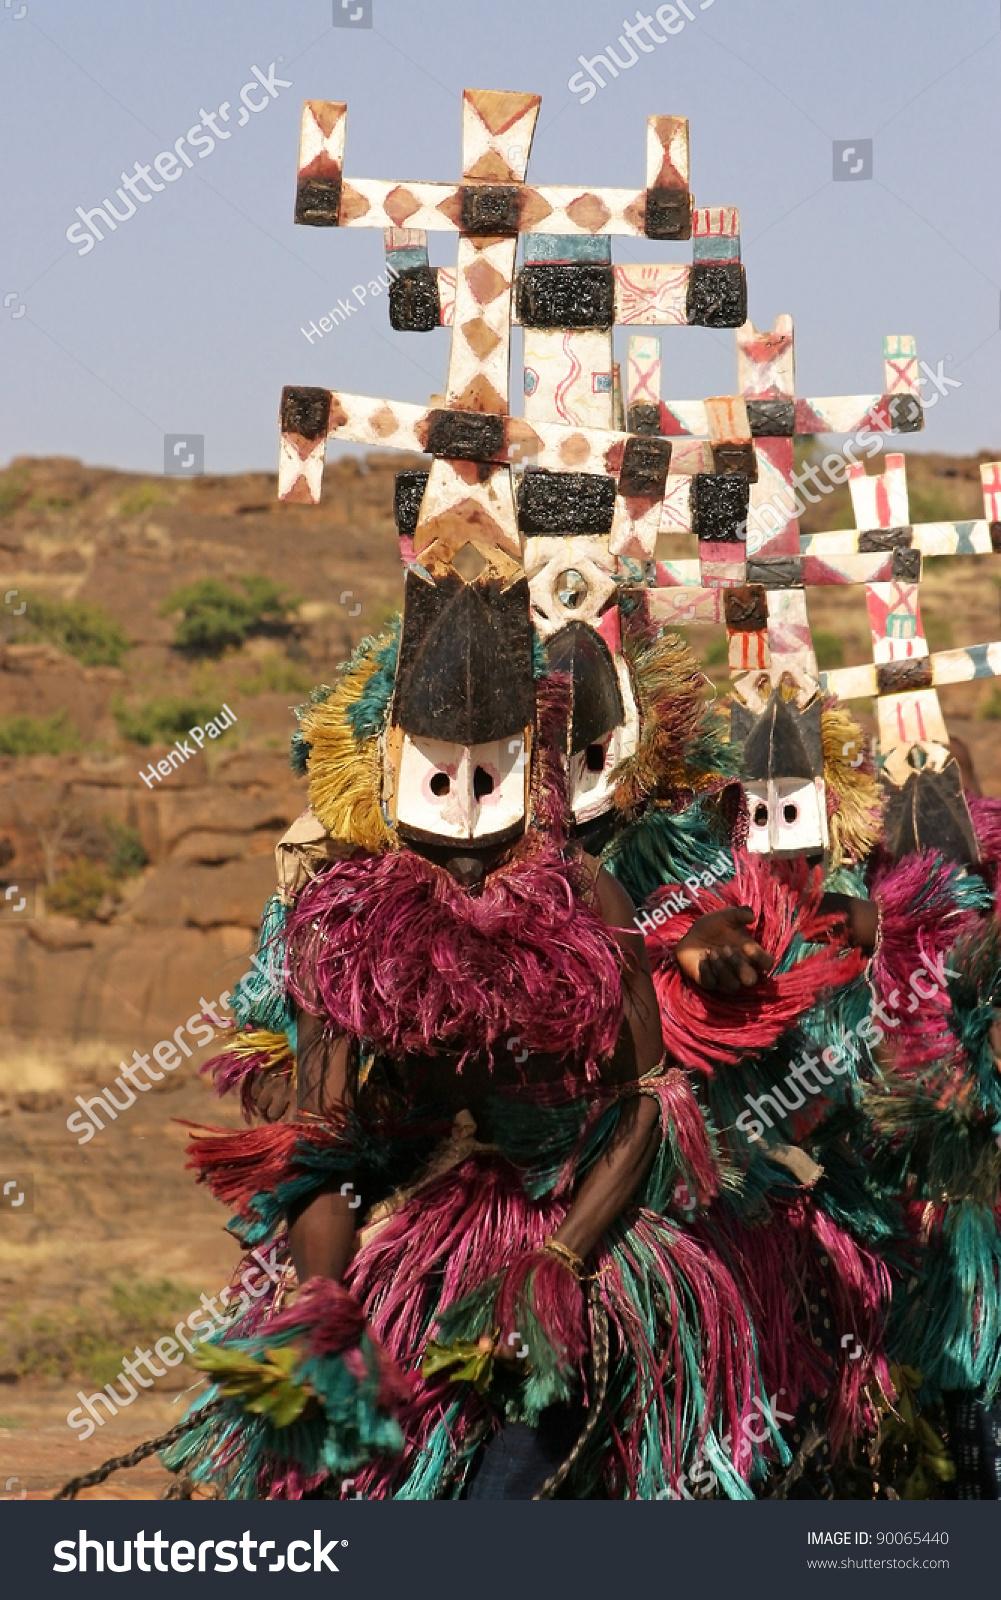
[286,1008,357,1284]
[549,869,664,1261]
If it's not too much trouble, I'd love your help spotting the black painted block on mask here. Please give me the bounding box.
[690,473,750,543]
[459,185,522,236]
[882,760,980,865]
[295,176,341,226]
[394,471,430,537]
[746,556,803,588]
[280,386,332,440]
[876,658,933,695]
[425,409,505,462]
[643,186,693,240]
[516,265,616,329]
[723,585,768,633]
[389,267,441,332]
[618,436,672,498]
[731,692,823,781]
[886,394,923,433]
[891,548,921,581]
[858,526,913,552]
[627,403,662,436]
[687,263,747,328]
[746,399,796,437]
[546,622,624,753]
[517,470,616,534]
[393,571,535,745]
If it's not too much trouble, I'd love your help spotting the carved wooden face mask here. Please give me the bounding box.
[385,569,535,847]
[518,472,640,831]
[731,691,830,858]
[881,756,980,865]
[545,620,638,826]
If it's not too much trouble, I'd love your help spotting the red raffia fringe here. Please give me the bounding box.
[645,853,865,1070]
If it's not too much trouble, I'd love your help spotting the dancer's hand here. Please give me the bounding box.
[675,907,773,993]
[251,1071,296,1122]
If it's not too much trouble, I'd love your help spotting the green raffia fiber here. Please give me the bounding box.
[394,1399,475,1500]
[290,684,335,775]
[289,617,401,773]
[229,893,296,1043]
[890,1201,1001,1399]
[602,798,734,909]
[943,921,1001,1125]
[345,617,401,742]
[600,1223,783,1500]
[161,1317,404,1499]
[531,630,549,678]
[869,1077,1001,1205]
[482,1093,618,1199]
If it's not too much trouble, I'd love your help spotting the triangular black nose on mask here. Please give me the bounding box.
[882,759,980,865]
[393,571,535,746]
[545,622,624,753]
[731,691,822,781]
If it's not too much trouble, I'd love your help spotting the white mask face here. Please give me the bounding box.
[566,657,640,824]
[745,776,830,858]
[391,732,529,844]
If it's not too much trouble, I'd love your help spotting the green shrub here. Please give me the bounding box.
[907,484,967,525]
[117,481,168,518]
[0,711,80,756]
[26,492,75,513]
[113,694,220,746]
[159,575,298,656]
[238,651,311,696]
[45,859,120,920]
[106,821,148,877]
[71,816,148,877]
[813,630,845,670]
[703,636,729,667]
[19,594,131,667]
[2,1276,195,1384]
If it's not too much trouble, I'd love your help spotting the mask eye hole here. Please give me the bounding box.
[584,742,607,774]
[556,568,588,610]
[782,801,799,825]
[429,772,451,797]
[473,766,495,800]
[752,802,769,827]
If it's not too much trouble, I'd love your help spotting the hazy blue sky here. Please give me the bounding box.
[0,0,998,474]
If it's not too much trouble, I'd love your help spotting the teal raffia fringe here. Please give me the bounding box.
[289,616,402,774]
[161,1277,409,1500]
[891,1200,1001,1399]
[345,617,401,743]
[602,797,734,909]
[229,894,296,1045]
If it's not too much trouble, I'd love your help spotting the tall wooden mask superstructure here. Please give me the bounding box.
[279,92,746,845]
[277,88,1001,862]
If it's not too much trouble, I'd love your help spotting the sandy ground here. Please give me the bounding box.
[0,1040,243,1499]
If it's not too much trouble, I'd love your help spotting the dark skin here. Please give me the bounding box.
[671,892,879,995]
[286,857,666,1284]
[280,839,879,1277]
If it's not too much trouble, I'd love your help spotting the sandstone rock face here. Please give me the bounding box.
[2,450,999,1048]
[128,856,279,929]
[0,452,414,1043]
